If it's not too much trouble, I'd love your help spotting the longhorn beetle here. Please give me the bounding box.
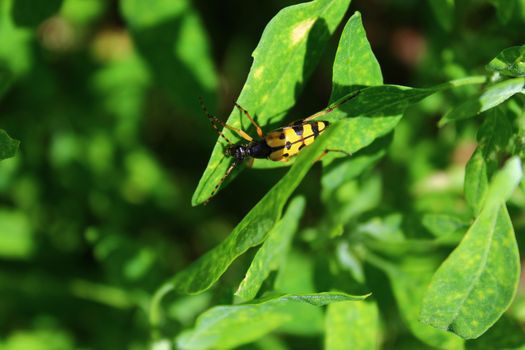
[200,91,360,203]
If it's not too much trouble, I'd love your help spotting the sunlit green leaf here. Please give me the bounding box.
[235,196,305,301]
[176,292,368,350]
[330,11,382,101]
[439,77,525,126]
[0,129,20,161]
[192,0,352,206]
[325,300,380,350]
[487,45,525,77]
[420,157,522,339]
[60,0,107,24]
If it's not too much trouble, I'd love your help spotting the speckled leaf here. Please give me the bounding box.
[0,130,19,161]
[330,11,382,101]
[121,0,218,113]
[427,0,455,31]
[235,196,305,301]
[176,292,368,350]
[325,300,380,350]
[487,44,525,77]
[420,157,522,339]
[170,85,456,295]
[439,77,525,126]
[192,0,351,206]
[367,254,464,349]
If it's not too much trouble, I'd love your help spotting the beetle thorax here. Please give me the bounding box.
[225,144,249,161]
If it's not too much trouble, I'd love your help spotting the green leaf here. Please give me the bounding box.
[420,157,523,339]
[192,0,352,206]
[487,45,525,77]
[0,0,33,77]
[465,108,513,215]
[176,292,368,350]
[0,129,20,161]
[367,254,464,349]
[427,0,455,32]
[325,300,380,350]
[422,213,470,238]
[11,0,63,27]
[0,210,33,259]
[321,9,385,189]
[235,196,305,301]
[439,77,525,126]
[330,11,382,101]
[464,147,489,216]
[121,0,218,113]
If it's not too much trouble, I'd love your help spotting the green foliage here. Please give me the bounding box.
[420,158,522,339]
[487,45,525,77]
[325,300,380,350]
[0,130,19,161]
[176,291,368,350]
[1,0,525,349]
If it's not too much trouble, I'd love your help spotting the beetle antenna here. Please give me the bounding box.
[199,97,234,145]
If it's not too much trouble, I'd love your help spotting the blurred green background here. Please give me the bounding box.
[0,0,524,349]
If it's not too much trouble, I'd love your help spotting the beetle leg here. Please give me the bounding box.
[316,148,352,162]
[205,160,240,204]
[302,90,361,122]
[235,103,264,138]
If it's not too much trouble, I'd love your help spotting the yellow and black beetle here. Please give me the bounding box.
[200,92,359,202]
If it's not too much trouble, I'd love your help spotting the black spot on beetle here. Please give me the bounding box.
[285,141,292,149]
[292,125,304,136]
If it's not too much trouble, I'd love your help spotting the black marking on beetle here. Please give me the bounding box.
[298,144,305,151]
[285,141,292,150]
[279,133,285,140]
[283,153,289,157]
[312,122,319,138]
[292,125,304,136]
